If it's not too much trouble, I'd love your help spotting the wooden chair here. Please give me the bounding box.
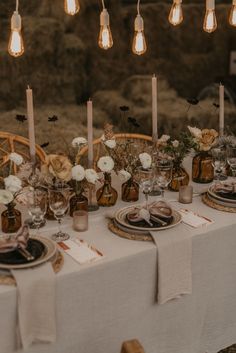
[77,133,153,168]
[121,339,146,353]
[0,131,46,178]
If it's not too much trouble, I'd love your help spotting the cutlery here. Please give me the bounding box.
[17,247,35,261]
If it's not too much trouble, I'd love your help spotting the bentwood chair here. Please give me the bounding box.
[77,133,153,169]
[121,339,146,353]
[0,131,46,179]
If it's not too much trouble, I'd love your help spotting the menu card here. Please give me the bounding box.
[58,239,104,264]
[179,209,214,228]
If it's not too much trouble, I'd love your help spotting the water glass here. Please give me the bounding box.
[27,189,47,236]
[227,146,236,178]
[156,160,173,199]
[211,147,227,180]
[49,187,70,241]
[136,167,154,208]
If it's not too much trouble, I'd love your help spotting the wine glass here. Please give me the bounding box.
[48,187,70,241]
[136,167,154,209]
[211,147,227,181]
[27,189,47,236]
[155,160,173,199]
[227,146,236,179]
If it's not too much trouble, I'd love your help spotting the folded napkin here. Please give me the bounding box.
[127,201,172,226]
[11,262,56,350]
[0,225,29,253]
[213,181,236,194]
[151,225,192,304]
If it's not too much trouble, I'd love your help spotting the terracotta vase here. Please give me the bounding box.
[122,177,139,202]
[1,202,22,233]
[96,173,118,207]
[169,164,189,192]
[192,152,214,183]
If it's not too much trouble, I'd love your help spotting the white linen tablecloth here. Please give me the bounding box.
[0,190,236,353]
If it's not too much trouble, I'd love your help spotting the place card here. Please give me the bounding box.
[179,209,214,228]
[58,239,104,265]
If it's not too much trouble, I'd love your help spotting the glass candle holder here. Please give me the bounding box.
[179,185,193,204]
[73,210,88,232]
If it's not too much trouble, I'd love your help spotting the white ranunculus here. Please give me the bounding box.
[104,139,116,149]
[72,137,87,148]
[9,152,23,166]
[139,153,152,170]
[85,169,99,184]
[4,175,22,194]
[158,134,170,144]
[71,165,85,181]
[97,156,114,173]
[118,170,131,183]
[172,140,179,148]
[0,190,14,205]
[188,126,202,139]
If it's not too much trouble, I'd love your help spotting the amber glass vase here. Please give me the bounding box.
[69,181,88,216]
[169,164,189,192]
[1,203,22,233]
[122,177,139,202]
[96,173,118,207]
[192,152,214,183]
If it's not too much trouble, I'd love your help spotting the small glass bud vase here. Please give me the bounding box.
[122,177,139,202]
[169,163,189,192]
[96,173,118,207]
[1,202,22,234]
[70,182,88,217]
[192,151,214,183]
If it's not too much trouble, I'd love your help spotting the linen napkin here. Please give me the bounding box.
[0,225,29,253]
[11,262,56,350]
[150,225,192,304]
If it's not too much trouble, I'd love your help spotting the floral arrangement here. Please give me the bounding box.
[217,135,236,148]
[188,126,218,152]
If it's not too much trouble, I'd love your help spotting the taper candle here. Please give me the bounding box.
[26,85,36,164]
[87,99,93,168]
[152,74,158,142]
[219,83,224,137]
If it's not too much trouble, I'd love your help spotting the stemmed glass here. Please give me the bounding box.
[155,160,173,199]
[48,187,70,241]
[136,167,154,209]
[27,189,47,236]
[227,146,236,179]
[211,147,227,181]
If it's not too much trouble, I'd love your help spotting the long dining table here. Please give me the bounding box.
[0,184,236,353]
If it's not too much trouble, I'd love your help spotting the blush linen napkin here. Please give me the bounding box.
[150,225,192,305]
[11,262,56,350]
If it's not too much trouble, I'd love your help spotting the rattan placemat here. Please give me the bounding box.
[202,193,236,213]
[108,220,153,242]
[0,251,64,286]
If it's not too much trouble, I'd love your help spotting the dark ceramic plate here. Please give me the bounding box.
[126,215,173,229]
[0,239,45,265]
[216,192,236,200]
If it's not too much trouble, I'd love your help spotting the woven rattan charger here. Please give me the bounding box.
[202,193,236,213]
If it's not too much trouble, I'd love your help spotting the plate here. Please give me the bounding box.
[208,185,236,204]
[207,193,236,208]
[115,206,182,232]
[0,237,57,270]
[113,219,150,236]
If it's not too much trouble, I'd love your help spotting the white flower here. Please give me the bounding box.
[158,135,170,144]
[188,126,202,139]
[9,152,23,166]
[172,140,179,148]
[85,169,99,184]
[101,134,116,149]
[97,156,114,173]
[4,175,22,194]
[0,190,13,205]
[72,137,87,148]
[139,153,152,170]
[71,165,85,181]
[118,170,131,183]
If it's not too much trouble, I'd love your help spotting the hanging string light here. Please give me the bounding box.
[203,0,217,33]
[98,0,113,50]
[168,0,183,26]
[8,0,24,57]
[132,0,147,56]
[64,0,80,16]
[229,0,236,26]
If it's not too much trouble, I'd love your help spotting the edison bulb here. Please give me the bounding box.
[8,11,24,58]
[132,14,147,56]
[168,1,183,26]
[98,8,113,50]
[203,9,217,33]
[64,0,80,16]
[229,1,236,26]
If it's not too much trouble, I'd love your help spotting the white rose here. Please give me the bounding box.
[71,165,85,181]
[172,140,179,148]
[72,137,87,148]
[4,175,22,193]
[104,139,116,149]
[0,190,14,205]
[85,169,99,184]
[97,156,114,173]
[9,152,23,166]
[188,126,202,139]
[139,153,152,170]
[158,134,170,144]
[118,170,131,183]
